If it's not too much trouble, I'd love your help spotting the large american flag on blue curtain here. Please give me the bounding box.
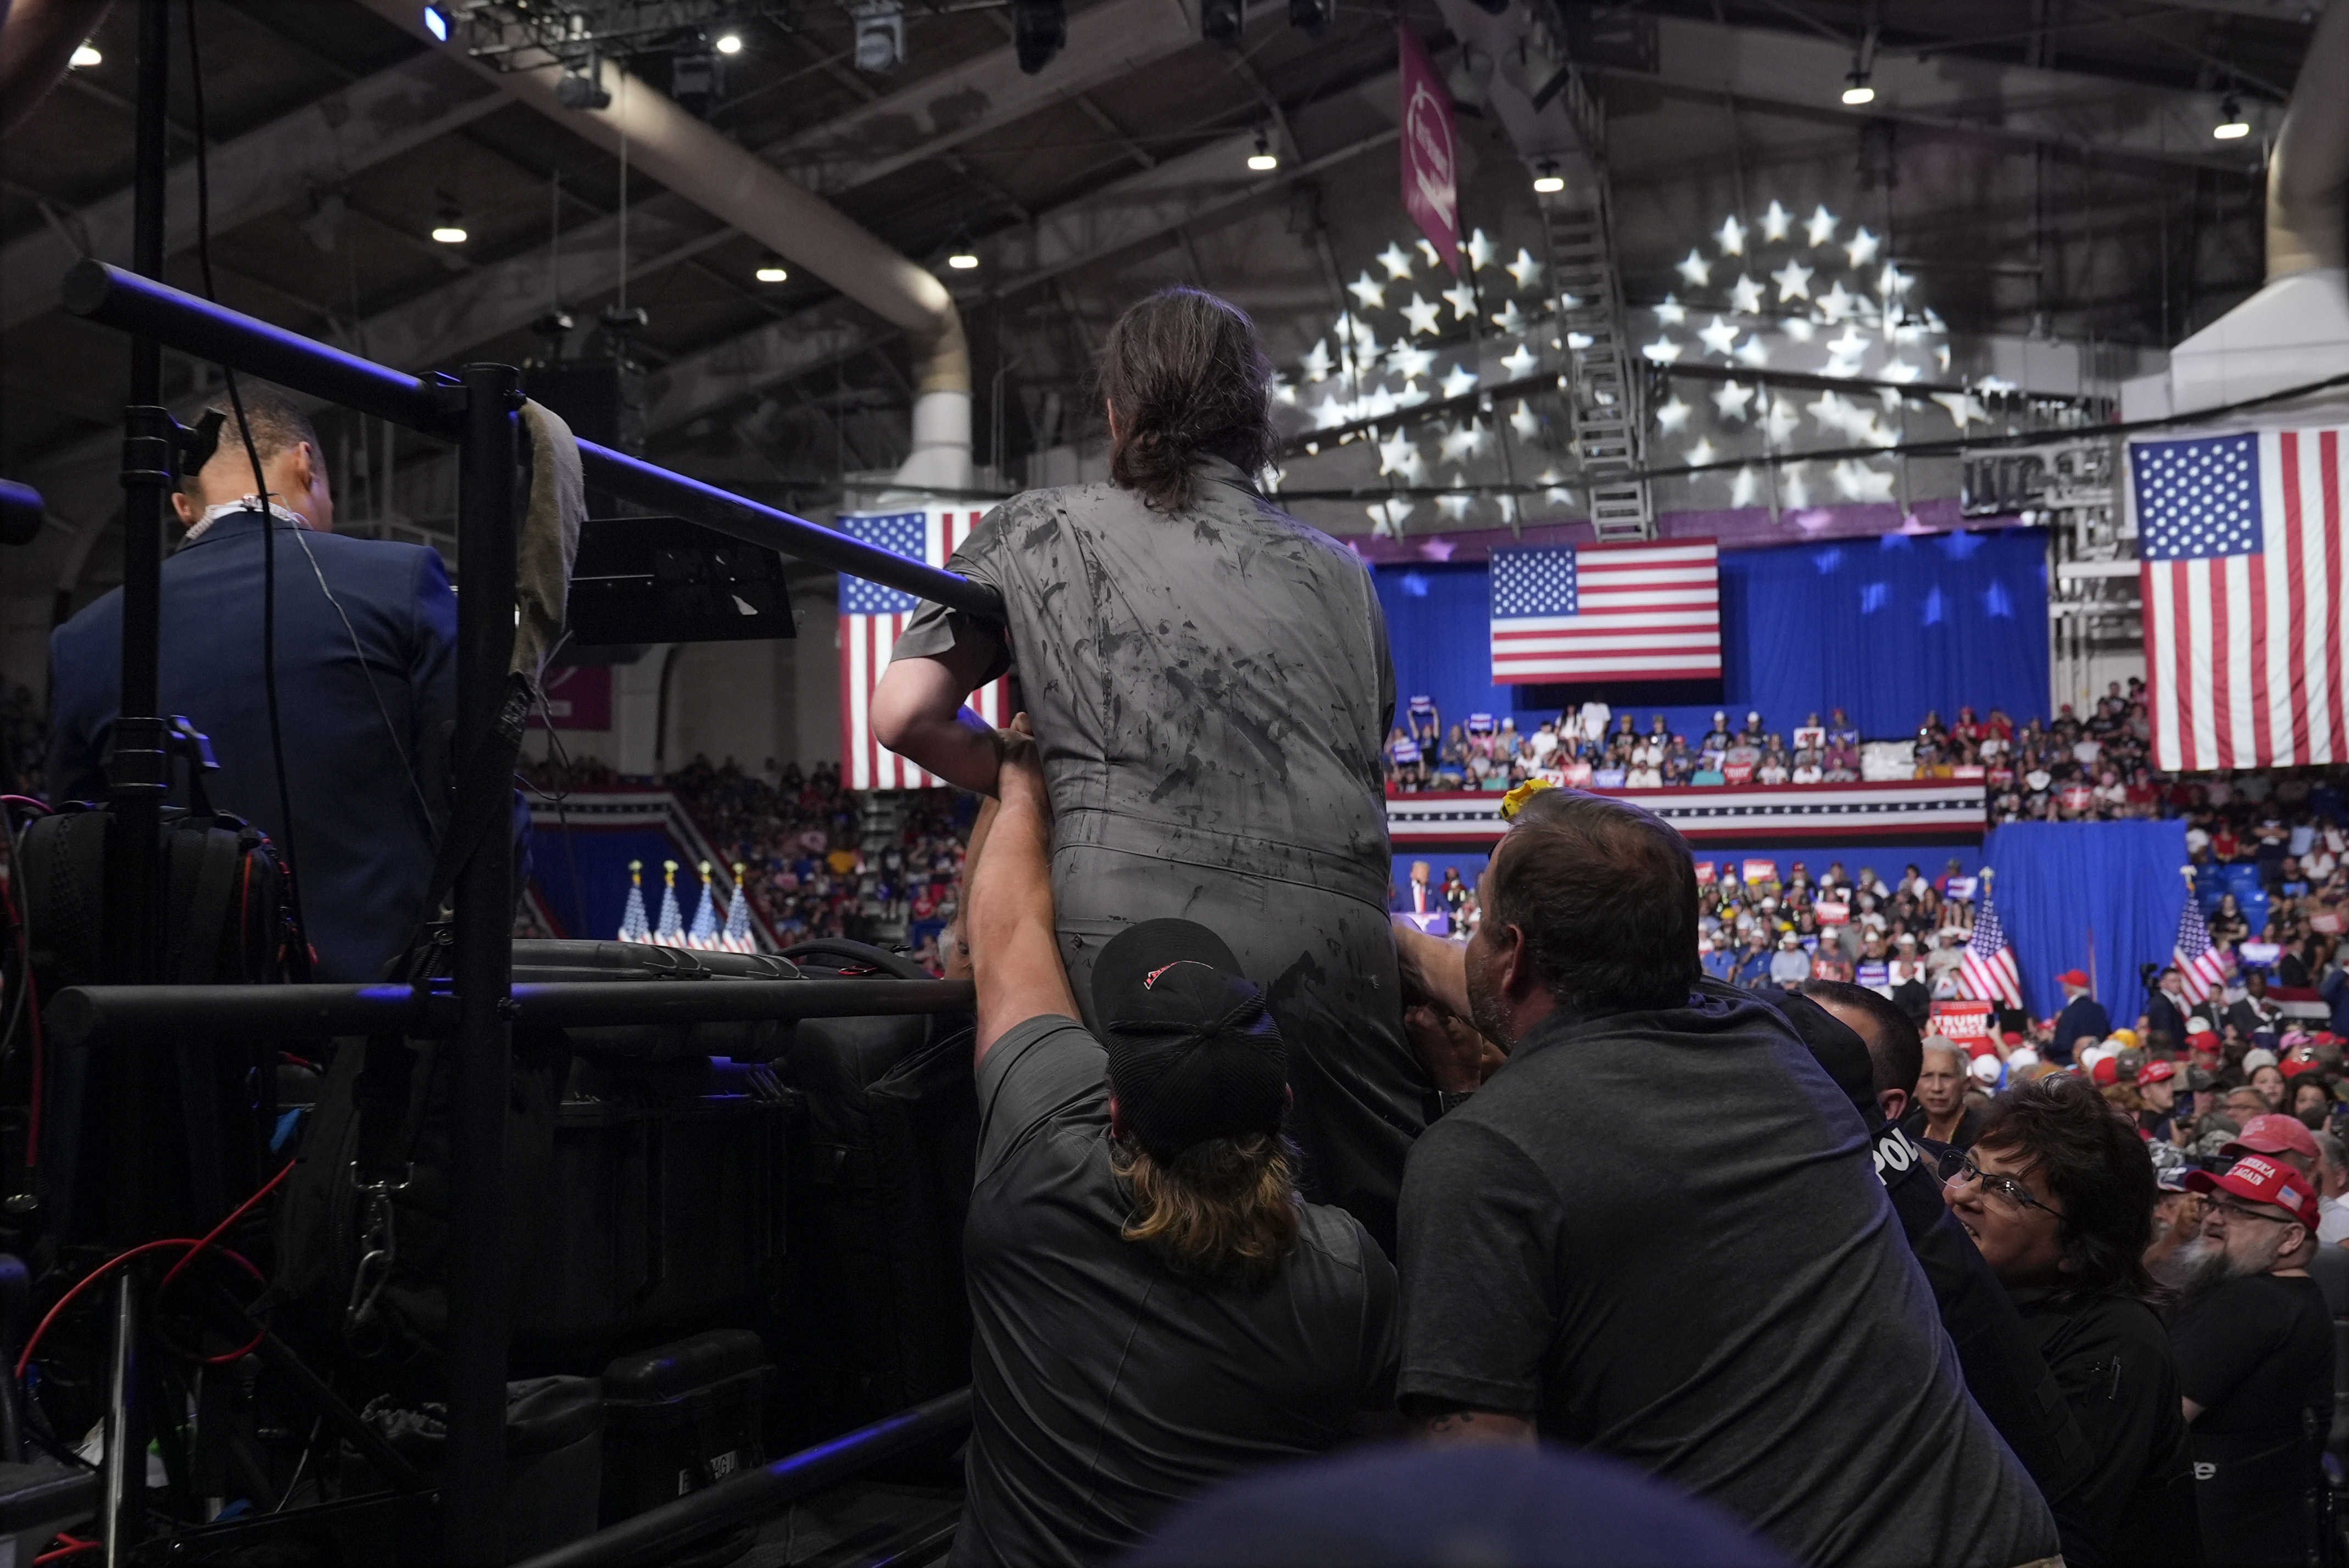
[837,507,1004,790]
[1488,540,1721,684]
[2130,431,2347,773]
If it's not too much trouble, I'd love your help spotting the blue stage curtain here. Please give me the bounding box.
[1983,819,2189,1025]
[1375,528,2050,743]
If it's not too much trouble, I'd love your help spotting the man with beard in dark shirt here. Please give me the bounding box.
[2173,1153,2336,1566]
[1389,786,2057,1568]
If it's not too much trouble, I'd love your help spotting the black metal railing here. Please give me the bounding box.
[512,1389,973,1568]
[59,244,988,1565]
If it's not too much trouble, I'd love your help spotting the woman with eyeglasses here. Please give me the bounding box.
[1940,1073,2198,1565]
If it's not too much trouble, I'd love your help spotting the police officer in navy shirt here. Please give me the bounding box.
[48,388,456,983]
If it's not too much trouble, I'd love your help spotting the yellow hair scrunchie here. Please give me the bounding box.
[1499,777,1557,822]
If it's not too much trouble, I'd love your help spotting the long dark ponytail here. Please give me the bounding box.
[1100,287,1278,513]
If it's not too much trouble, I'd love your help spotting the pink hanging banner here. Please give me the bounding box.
[1398,25,1461,276]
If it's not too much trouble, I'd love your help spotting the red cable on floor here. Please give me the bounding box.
[36,1532,97,1564]
[18,1162,293,1377]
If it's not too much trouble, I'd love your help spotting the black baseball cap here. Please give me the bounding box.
[1092,919,1288,1158]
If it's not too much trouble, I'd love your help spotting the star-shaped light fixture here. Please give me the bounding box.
[1686,436,1719,467]
[1440,363,1481,399]
[1442,281,1479,321]
[1656,395,1693,433]
[1506,248,1543,290]
[1804,204,1839,248]
[1760,200,1793,242]
[1641,337,1684,364]
[1377,430,1426,483]
[1697,315,1740,356]
[1716,214,1747,256]
[1844,226,1881,268]
[1676,249,1713,288]
[1733,336,1772,367]
[1346,272,1387,310]
[1400,293,1443,336]
[1387,342,1435,381]
[1377,241,1416,281]
[1817,281,1857,323]
[1499,342,1539,379]
[1301,339,1333,382]
[1490,299,1526,335]
[1656,295,1688,325]
[1510,399,1541,438]
[1771,258,1813,302]
[1711,380,1754,420]
[1464,228,1498,270]
[1728,274,1764,314]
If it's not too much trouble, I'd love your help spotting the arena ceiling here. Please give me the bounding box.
[0,0,2319,646]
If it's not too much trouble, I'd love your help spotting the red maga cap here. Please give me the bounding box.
[2186,1153,2320,1230]
[2139,1060,2178,1085]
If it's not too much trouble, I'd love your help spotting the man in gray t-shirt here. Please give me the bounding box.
[1392,785,2057,1568]
[952,723,1397,1567]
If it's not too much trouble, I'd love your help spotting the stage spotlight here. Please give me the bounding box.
[755,255,789,283]
[1014,0,1065,74]
[422,4,449,42]
[69,41,101,67]
[1202,0,1244,46]
[1247,130,1278,171]
[431,204,468,245]
[2214,95,2251,139]
[1841,70,1874,106]
[1532,160,1565,194]
[557,60,611,109]
[946,234,980,270]
[1288,0,1332,36]
[715,31,744,55]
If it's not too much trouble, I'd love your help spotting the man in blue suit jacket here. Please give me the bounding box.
[48,388,454,983]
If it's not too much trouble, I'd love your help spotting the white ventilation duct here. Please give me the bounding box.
[357,0,971,492]
[2127,0,2349,419]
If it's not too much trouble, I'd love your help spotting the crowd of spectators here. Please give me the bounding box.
[521,753,972,970]
[1380,680,2349,835]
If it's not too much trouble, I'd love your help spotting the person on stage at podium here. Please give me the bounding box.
[870,287,1427,1250]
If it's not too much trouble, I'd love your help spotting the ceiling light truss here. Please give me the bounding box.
[444,1,794,71]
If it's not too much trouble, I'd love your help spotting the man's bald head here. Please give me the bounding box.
[1801,978,1924,1123]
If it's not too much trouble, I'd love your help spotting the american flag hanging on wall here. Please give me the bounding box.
[838,507,1004,790]
[2130,431,2349,773]
[1488,540,1722,684]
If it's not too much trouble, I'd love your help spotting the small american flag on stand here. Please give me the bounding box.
[1960,878,2023,1009]
[2173,885,2230,1005]
[838,507,1004,790]
[1488,540,1722,684]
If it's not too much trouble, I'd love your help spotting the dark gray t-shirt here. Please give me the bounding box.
[1396,991,2058,1568]
[956,1016,1399,1568]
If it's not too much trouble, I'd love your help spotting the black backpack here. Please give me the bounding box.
[19,735,301,1246]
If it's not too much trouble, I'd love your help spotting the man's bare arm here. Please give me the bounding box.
[0,0,112,136]
[1406,1402,1537,1447]
[965,719,1077,1063]
[1393,919,1472,1020]
[872,646,1002,796]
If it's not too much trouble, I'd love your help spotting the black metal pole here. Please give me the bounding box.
[510,1389,973,1568]
[46,976,979,1050]
[99,5,175,1559]
[57,264,1000,617]
[443,364,522,1565]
